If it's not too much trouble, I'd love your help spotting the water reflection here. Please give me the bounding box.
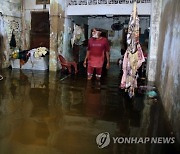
[84,81,105,118]
[0,67,178,154]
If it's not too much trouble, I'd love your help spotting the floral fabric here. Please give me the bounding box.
[120,2,145,97]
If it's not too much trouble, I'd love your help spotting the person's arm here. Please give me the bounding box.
[105,38,110,69]
[106,51,110,69]
[83,50,89,68]
[84,39,90,68]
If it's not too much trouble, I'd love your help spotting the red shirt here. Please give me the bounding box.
[88,37,109,68]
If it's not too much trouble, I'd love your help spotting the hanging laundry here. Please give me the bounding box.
[120,2,145,98]
[71,24,85,47]
[10,30,16,48]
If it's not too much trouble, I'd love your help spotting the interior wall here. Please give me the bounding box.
[0,0,22,68]
[155,0,180,143]
[67,2,151,16]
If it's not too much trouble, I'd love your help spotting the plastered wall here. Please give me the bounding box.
[0,0,22,68]
[155,0,180,143]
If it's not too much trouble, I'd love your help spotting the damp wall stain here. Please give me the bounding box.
[0,0,22,68]
[147,0,162,82]
[49,0,65,71]
[155,0,180,143]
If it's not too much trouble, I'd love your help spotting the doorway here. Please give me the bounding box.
[30,11,50,49]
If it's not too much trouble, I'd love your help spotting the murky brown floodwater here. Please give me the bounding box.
[0,64,179,154]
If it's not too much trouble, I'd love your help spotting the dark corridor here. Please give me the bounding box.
[30,11,50,49]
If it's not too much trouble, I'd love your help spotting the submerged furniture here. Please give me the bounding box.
[58,54,78,74]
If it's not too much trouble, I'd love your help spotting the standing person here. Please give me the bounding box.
[83,28,110,80]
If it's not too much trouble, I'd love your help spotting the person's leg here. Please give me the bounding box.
[69,62,78,74]
[95,67,102,80]
[87,66,94,80]
[72,44,79,63]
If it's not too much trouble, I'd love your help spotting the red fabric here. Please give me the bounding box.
[143,52,148,58]
[88,37,109,68]
[87,66,102,76]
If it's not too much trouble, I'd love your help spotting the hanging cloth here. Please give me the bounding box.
[71,24,85,47]
[120,2,145,98]
[10,30,16,48]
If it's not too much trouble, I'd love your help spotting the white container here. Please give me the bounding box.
[11,59,20,69]
[11,56,49,70]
